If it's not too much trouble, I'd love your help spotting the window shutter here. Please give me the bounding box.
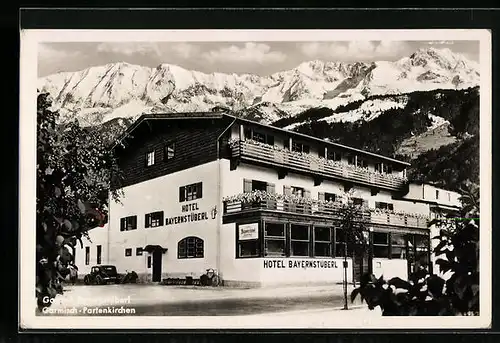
[120,218,125,231]
[133,216,137,229]
[243,179,253,193]
[283,185,292,196]
[145,214,150,228]
[318,192,325,201]
[197,182,203,199]
[304,189,311,198]
[266,182,276,194]
[179,187,185,202]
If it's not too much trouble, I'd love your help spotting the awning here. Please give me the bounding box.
[143,245,168,253]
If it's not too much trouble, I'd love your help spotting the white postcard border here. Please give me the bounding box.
[19,28,492,330]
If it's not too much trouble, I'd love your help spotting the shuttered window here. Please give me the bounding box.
[120,216,137,231]
[179,182,203,202]
[145,211,164,228]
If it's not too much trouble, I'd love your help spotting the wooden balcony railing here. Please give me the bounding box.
[223,199,429,229]
[230,140,408,192]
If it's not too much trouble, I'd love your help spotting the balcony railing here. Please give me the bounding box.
[223,199,429,229]
[230,139,408,192]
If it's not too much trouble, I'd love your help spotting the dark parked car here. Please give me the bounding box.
[83,265,120,285]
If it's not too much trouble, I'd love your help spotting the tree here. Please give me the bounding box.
[338,191,370,310]
[36,92,123,311]
[350,185,479,316]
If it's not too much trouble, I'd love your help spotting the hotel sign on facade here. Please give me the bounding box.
[165,202,216,225]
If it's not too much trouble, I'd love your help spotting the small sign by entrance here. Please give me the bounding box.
[238,223,259,240]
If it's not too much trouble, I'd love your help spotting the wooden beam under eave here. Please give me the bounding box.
[314,176,323,186]
[278,168,288,180]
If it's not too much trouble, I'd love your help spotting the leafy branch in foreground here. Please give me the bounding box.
[36,92,123,311]
[351,186,479,316]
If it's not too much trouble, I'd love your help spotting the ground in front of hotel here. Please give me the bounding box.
[40,283,371,316]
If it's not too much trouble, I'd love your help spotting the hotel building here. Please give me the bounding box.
[74,112,461,287]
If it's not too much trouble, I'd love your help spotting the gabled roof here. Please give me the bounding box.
[110,112,226,151]
[111,111,411,167]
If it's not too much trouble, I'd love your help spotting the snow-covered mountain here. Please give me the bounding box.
[38,47,479,126]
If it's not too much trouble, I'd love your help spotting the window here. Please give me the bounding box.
[147,256,152,268]
[373,232,389,258]
[244,128,274,145]
[242,179,276,210]
[314,226,332,257]
[356,158,368,168]
[164,143,175,160]
[375,163,393,174]
[291,141,310,154]
[436,190,440,199]
[391,233,406,259]
[352,197,365,207]
[136,248,143,256]
[334,228,346,257]
[318,193,337,213]
[290,224,310,257]
[120,216,137,231]
[264,223,286,257]
[238,223,261,258]
[284,186,311,213]
[347,155,356,165]
[146,150,155,166]
[125,248,132,257]
[179,182,203,202]
[238,240,260,258]
[145,211,164,228]
[375,202,394,211]
[291,186,305,197]
[85,247,90,265]
[326,150,342,161]
[325,193,337,202]
[178,237,204,259]
[96,245,102,265]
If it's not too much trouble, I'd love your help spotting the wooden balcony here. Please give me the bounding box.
[223,199,429,230]
[230,140,408,192]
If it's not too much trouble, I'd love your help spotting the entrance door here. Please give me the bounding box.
[152,250,163,282]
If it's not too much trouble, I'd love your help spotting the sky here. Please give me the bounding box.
[38,40,480,78]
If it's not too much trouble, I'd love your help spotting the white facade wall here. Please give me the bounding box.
[104,161,221,282]
[74,225,109,276]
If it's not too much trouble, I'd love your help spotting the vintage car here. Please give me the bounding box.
[83,265,120,285]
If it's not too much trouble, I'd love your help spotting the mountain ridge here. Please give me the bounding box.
[38,47,479,127]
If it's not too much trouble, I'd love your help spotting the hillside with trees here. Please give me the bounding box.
[277,87,479,192]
